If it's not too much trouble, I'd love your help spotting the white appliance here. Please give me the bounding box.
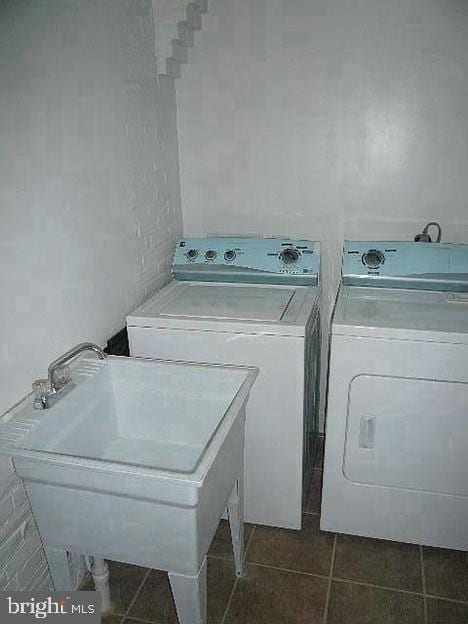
[321,241,468,550]
[127,237,322,529]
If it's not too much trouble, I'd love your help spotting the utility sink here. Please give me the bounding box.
[0,354,257,624]
[4,356,253,474]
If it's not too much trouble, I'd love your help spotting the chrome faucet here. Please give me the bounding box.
[33,342,107,410]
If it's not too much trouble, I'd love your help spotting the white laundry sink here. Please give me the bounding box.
[0,354,257,623]
[8,356,252,475]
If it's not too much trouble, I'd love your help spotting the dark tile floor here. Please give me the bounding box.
[87,439,468,623]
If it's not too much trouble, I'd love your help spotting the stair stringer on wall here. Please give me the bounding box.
[152,0,208,78]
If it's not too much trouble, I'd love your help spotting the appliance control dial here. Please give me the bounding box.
[279,248,300,265]
[224,249,236,262]
[362,249,385,268]
[205,249,217,261]
[186,248,198,260]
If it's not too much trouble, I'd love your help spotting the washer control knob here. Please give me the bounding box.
[224,250,236,262]
[279,248,300,265]
[362,249,385,268]
[186,249,198,260]
[205,249,217,261]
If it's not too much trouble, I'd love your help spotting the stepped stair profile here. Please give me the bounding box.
[153,0,208,78]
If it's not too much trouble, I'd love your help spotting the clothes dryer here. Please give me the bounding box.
[321,241,468,549]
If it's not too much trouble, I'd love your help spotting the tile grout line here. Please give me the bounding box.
[245,560,329,581]
[420,545,429,624]
[220,524,257,624]
[332,576,426,598]
[223,556,440,602]
[322,534,337,624]
[220,576,238,624]
[121,615,164,624]
[122,568,152,620]
[208,553,234,562]
[425,594,468,606]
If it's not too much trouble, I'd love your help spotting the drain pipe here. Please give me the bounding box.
[90,557,112,614]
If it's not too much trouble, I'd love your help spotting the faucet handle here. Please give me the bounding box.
[32,378,51,410]
[32,378,50,393]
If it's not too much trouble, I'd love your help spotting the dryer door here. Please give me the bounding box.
[344,375,468,496]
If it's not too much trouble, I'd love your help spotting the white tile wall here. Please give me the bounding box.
[176,0,468,428]
[0,0,182,590]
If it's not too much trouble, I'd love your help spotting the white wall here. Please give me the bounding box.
[0,0,182,415]
[176,0,468,424]
[0,0,181,589]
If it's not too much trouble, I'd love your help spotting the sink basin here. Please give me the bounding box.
[0,355,257,582]
[4,356,252,474]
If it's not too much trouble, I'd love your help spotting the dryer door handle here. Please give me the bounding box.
[359,416,376,449]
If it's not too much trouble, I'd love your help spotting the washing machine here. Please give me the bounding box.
[127,238,321,529]
[321,240,468,550]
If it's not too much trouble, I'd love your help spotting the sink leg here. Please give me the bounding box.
[91,557,112,613]
[168,557,207,624]
[44,547,74,590]
[227,468,245,577]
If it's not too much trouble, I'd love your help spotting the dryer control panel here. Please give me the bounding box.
[173,238,320,286]
[343,241,468,291]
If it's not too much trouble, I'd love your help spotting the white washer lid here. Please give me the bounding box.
[147,284,294,322]
[332,286,468,344]
[127,280,320,336]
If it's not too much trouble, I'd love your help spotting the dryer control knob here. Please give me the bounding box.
[280,248,300,265]
[224,250,236,262]
[205,249,217,261]
[362,249,385,268]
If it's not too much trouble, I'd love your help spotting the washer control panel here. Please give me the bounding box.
[173,238,320,286]
[343,241,468,291]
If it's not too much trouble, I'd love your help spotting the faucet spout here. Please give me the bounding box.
[33,342,107,410]
[48,342,106,394]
